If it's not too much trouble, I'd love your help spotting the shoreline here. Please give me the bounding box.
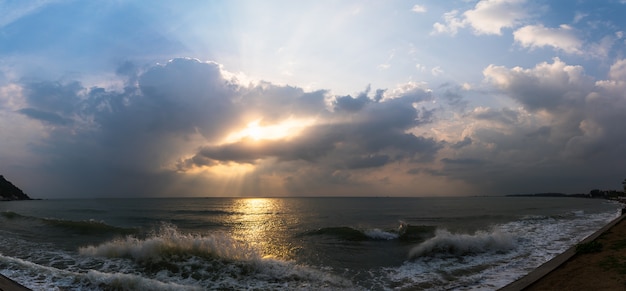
[0,273,31,291]
[500,211,626,290]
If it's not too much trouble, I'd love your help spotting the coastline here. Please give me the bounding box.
[500,210,626,290]
[0,273,31,291]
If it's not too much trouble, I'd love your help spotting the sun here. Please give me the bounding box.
[243,120,264,141]
[224,117,315,143]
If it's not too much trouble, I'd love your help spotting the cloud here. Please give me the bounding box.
[5,55,626,197]
[432,10,465,36]
[431,66,444,76]
[17,108,72,125]
[181,90,442,170]
[513,24,583,54]
[483,58,593,112]
[608,58,626,80]
[439,57,626,194]
[6,58,444,197]
[432,0,529,36]
[411,5,427,13]
[464,0,528,35]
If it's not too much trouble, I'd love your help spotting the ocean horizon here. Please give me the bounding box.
[0,196,622,290]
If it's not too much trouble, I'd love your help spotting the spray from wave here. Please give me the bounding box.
[408,229,516,258]
[79,223,257,262]
[78,223,354,290]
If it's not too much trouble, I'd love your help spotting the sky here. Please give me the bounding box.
[1,0,626,198]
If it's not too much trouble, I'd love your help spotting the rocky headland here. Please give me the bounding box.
[0,175,32,201]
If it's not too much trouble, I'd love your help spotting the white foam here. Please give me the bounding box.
[408,229,516,258]
[385,209,620,290]
[79,223,259,262]
[78,223,354,290]
[85,270,202,291]
[364,228,399,240]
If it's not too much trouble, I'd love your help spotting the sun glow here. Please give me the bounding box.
[224,118,315,143]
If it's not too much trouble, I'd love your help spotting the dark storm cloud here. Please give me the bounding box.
[345,154,391,169]
[334,90,372,112]
[181,84,442,173]
[13,81,83,127]
[451,137,472,149]
[137,58,240,139]
[13,58,441,197]
[17,108,72,125]
[13,58,244,196]
[238,82,329,123]
[469,107,519,125]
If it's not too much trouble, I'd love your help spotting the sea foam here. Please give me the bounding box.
[409,229,516,258]
[79,223,354,290]
[79,223,259,262]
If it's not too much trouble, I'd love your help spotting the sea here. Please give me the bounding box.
[0,196,622,290]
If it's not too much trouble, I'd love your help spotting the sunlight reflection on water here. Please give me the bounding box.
[231,198,297,259]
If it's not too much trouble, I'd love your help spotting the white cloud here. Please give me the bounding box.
[432,10,465,36]
[483,58,593,111]
[608,59,626,81]
[513,24,582,54]
[573,12,587,23]
[411,5,426,13]
[431,66,444,76]
[432,0,529,36]
[588,35,617,59]
[464,0,528,35]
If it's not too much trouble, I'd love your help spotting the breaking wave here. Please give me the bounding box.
[79,223,258,262]
[77,223,353,290]
[409,229,516,258]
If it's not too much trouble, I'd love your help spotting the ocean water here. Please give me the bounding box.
[0,197,621,290]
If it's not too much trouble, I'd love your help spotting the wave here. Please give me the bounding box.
[1,210,137,236]
[303,226,372,241]
[1,211,27,220]
[85,270,203,291]
[43,218,138,235]
[78,223,353,290]
[0,253,205,291]
[302,223,436,242]
[408,229,516,258]
[79,223,259,262]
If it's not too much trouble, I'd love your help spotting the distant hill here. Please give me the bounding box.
[0,175,32,201]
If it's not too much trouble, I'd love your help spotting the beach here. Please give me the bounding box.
[501,211,626,290]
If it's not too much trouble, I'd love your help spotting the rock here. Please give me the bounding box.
[0,175,32,201]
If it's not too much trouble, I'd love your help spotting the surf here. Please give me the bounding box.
[408,228,516,258]
[79,223,354,290]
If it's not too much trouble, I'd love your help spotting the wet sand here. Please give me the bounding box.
[501,212,626,290]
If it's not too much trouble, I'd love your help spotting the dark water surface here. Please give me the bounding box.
[0,197,621,290]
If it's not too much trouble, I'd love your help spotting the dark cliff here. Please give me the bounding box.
[0,175,32,201]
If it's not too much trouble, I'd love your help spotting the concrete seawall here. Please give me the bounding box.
[0,273,31,291]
